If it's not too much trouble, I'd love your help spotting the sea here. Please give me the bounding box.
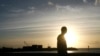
[12,49,100,53]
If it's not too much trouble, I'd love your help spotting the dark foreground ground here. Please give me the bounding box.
[0,53,100,56]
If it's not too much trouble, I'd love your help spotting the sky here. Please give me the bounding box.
[0,0,100,48]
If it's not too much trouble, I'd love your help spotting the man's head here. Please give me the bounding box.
[61,26,67,34]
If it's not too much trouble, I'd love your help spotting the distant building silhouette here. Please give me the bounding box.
[23,45,42,51]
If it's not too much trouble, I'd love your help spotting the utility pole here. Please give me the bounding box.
[24,41,28,46]
[88,45,90,51]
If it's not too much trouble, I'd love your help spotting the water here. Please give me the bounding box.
[12,50,100,53]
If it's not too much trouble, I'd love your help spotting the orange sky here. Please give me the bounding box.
[0,0,100,48]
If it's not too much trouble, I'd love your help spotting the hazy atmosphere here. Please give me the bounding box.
[0,0,100,48]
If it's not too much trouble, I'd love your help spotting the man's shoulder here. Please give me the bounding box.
[57,34,62,38]
[58,34,61,37]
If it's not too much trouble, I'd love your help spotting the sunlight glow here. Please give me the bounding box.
[65,28,78,47]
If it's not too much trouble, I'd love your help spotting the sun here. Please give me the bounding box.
[64,29,78,47]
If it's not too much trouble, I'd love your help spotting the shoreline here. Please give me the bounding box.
[1,53,100,56]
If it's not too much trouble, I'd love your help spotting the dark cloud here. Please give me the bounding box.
[0,0,96,13]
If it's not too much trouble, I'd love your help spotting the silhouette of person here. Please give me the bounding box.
[57,26,67,56]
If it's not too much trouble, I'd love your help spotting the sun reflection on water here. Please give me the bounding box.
[67,51,75,53]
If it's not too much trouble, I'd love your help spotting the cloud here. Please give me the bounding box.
[48,1,54,6]
[26,10,35,15]
[7,9,25,17]
[8,7,36,17]
[55,5,82,12]
[89,41,100,45]
[95,0,100,6]
[10,6,36,13]
[83,0,87,3]
[11,9,25,13]
[27,7,36,14]
[0,4,5,7]
[28,7,36,10]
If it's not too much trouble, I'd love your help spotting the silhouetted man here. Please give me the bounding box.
[57,26,67,56]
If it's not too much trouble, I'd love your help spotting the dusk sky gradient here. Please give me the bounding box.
[0,0,100,48]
